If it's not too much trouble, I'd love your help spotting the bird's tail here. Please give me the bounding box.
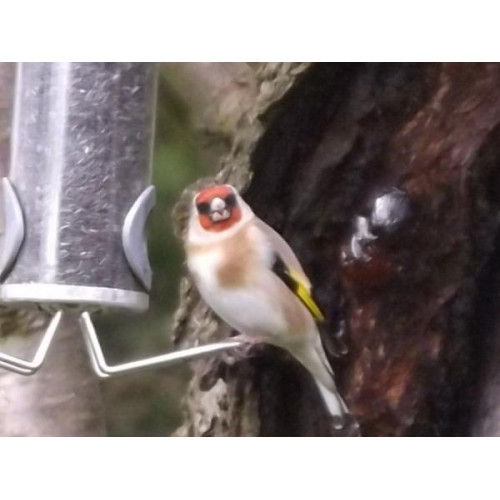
[290,335,357,432]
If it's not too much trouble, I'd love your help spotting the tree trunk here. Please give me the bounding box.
[173,62,500,437]
[0,62,106,437]
[0,314,107,436]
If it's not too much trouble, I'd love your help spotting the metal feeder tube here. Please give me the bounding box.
[0,62,241,377]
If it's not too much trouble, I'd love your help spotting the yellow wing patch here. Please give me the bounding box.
[272,252,325,322]
[289,269,325,322]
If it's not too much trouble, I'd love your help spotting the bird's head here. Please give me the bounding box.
[193,184,244,233]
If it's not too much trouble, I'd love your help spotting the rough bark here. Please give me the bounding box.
[161,62,258,167]
[0,62,106,437]
[172,62,500,437]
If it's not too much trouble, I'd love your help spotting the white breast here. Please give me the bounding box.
[204,281,287,339]
[187,244,287,340]
[187,247,222,291]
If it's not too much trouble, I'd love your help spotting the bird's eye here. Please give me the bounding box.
[225,193,236,208]
[196,202,210,215]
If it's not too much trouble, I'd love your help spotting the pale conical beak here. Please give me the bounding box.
[209,197,231,222]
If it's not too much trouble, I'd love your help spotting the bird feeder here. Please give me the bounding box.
[0,62,240,377]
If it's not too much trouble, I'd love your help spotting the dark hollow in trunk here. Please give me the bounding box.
[241,62,500,436]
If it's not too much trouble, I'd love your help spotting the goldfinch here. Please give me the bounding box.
[185,184,354,430]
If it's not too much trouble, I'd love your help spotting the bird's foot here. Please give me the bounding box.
[219,335,262,365]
